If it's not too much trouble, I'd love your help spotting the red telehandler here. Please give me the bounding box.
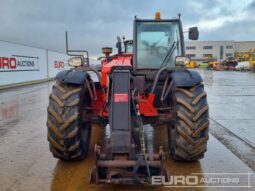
[47,12,209,185]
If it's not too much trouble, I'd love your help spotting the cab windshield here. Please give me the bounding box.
[136,21,182,69]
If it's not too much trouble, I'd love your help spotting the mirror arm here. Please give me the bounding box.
[65,31,90,66]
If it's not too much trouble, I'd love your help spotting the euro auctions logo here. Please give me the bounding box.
[0,57,17,69]
[54,60,65,69]
[152,175,200,186]
[0,55,39,72]
[151,173,252,188]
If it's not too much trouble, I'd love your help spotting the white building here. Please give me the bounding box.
[185,41,255,62]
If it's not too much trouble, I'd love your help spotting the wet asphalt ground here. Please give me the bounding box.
[0,69,254,191]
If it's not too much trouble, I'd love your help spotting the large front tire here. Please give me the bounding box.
[47,81,92,160]
[169,83,209,161]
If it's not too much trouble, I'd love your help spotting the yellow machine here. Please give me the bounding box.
[235,52,249,62]
[249,49,255,70]
[186,60,197,68]
[235,50,255,70]
[209,61,220,68]
[207,56,219,68]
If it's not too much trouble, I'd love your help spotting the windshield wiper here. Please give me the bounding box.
[160,41,177,68]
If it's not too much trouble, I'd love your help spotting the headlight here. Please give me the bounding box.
[68,57,83,67]
[176,56,190,66]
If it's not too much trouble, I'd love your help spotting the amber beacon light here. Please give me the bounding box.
[155,11,161,20]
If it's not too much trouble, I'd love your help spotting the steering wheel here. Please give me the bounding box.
[154,46,168,57]
[141,41,168,57]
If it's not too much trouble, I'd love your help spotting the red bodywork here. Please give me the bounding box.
[91,53,158,118]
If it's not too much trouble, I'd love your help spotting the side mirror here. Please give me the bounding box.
[176,56,190,67]
[188,27,199,40]
[116,36,122,54]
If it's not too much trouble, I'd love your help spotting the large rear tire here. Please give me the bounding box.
[47,81,92,160]
[169,83,209,161]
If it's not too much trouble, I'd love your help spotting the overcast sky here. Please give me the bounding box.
[1,0,255,56]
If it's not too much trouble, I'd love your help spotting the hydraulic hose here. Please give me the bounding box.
[131,90,151,180]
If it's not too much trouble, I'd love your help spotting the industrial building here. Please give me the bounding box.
[185,40,255,63]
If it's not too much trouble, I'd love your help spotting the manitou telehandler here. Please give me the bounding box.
[47,12,209,185]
